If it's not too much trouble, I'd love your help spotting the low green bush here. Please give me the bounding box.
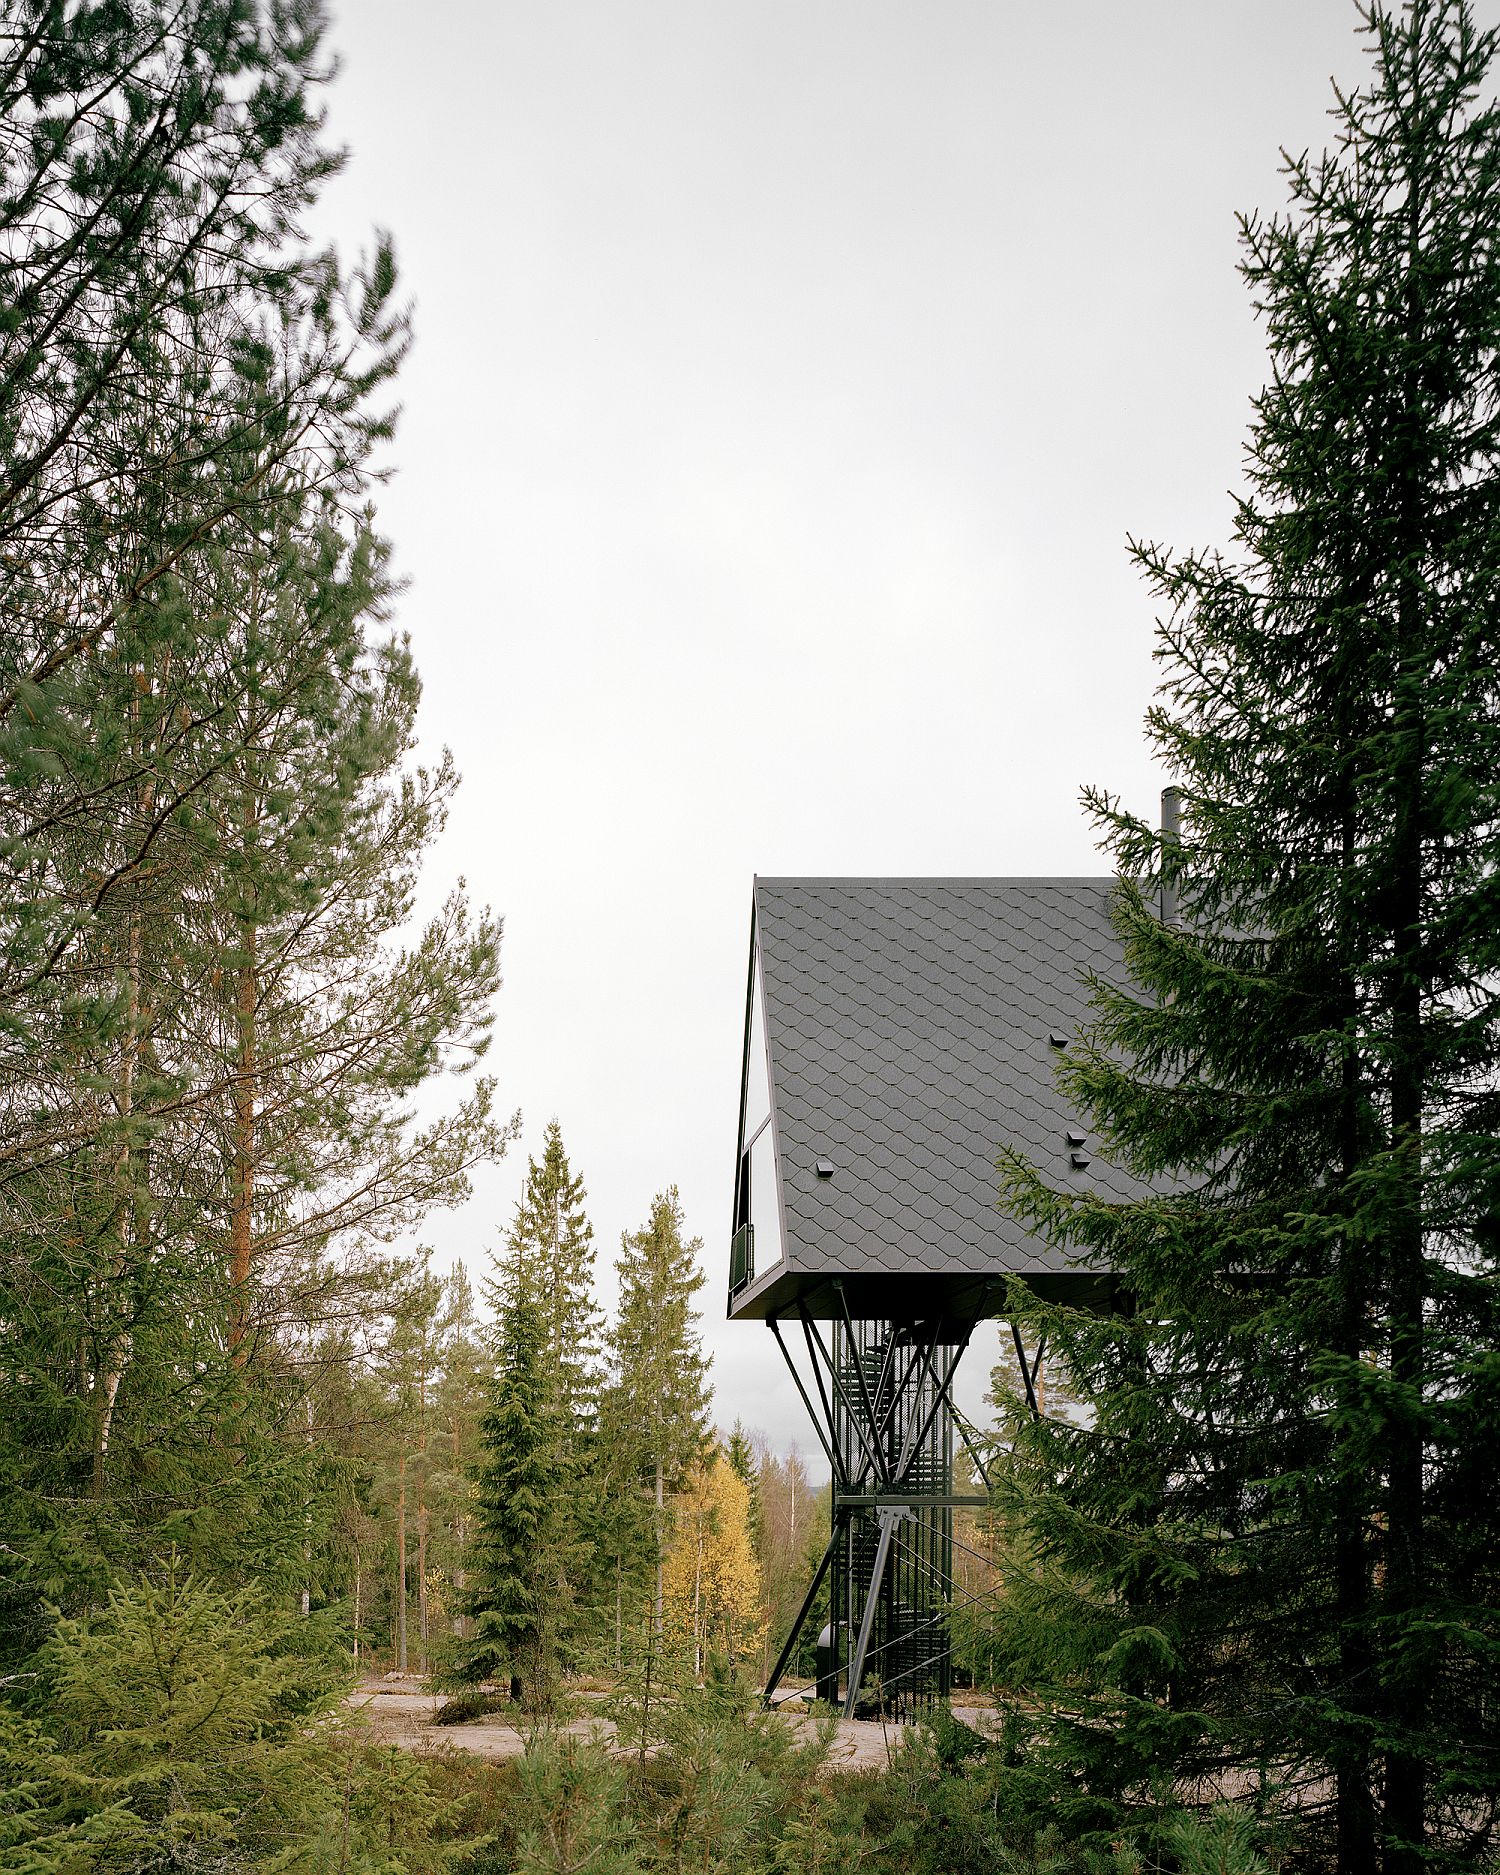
[434,1686,506,1726]
[0,1564,470,1873]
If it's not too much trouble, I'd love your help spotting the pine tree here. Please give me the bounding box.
[508,1733,642,1875]
[429,1263,490,1647]
[374,1256,447,1675]
[0,0,505,1665]
[0,0,405,1064]
[0,453,509,1649]
[458,1293,580,1714]
[995,7,1500,1870]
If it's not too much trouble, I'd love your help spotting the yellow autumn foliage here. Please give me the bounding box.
[662,1449,765,1675]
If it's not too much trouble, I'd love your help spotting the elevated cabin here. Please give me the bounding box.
[729,875,1153,1328]
[728,875,1157,1718]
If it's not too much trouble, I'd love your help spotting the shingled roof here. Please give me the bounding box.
[728,877,1153,1322]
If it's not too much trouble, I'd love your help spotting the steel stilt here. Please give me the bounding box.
[842,1504,903,1718]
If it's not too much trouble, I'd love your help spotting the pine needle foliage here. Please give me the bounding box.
[0,0,508,1667]
[509,1732,642,1875]
[994,6,1500,1871]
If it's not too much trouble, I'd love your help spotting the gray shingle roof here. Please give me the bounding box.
[729,877,1150,1321]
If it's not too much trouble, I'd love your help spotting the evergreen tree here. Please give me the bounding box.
[726,1420,762,1547]
[0,1564,461,1872]
[0,469,508,1648]
[508,1732,642,1875]
[500,1120,603,1427]
[373,1255,446,1674]
[429,1263,490,1646]
[994,6,1500,1870]
[458,1293,580,1714]
[0,0,507,1666]
[599,1188,712,1658]
[0,0,405,1063]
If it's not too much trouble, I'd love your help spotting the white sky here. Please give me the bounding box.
[312,1,1467,1457]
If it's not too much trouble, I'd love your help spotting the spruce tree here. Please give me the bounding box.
[995,6,1500,1870]
[1,1564,461,1872]
[459,1293,580,1714]
[500,1120,603,1427]
[726,1420,762,1550]
[599,1189,712,1660]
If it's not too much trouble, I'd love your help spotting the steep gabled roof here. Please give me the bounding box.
[728,876,1153,1321]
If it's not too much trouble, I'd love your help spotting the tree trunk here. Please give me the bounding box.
[1380,255,1429,1868]
[227,921,258,1362]
[1332,881,1377,1875]
[417,1337,429,1672]
[92,1366,125,1500]
[301,1391,314,1617]
[396,1454,408,1673]
[451,1410,467,1636]
[639,1602,655,1761]
[1382,693,1427,1869]
[654,1458,665,1638]
[417,1498,429,1674]
[93,696,153,1493]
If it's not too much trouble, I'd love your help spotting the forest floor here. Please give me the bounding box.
[351,1676,988,1772]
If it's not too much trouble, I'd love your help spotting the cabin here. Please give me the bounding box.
[728,873,1155,1717]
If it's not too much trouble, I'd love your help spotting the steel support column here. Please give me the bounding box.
[765,1312,978,1719]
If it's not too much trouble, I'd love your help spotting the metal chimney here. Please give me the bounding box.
[1160,785,1182,926]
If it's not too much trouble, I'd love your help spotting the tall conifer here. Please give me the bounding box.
[0,0,485,1660]
[499,1121,603,1427]
[995,7,1500,1870]
[599,1189,712,1654]
[459,1293,580,1713]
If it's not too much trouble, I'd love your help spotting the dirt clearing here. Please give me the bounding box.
[349,1677,990,1773]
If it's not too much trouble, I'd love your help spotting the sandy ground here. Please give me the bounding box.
[349,1676,991,1774]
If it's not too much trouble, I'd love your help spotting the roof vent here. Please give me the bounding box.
[815,1159,835,1180]
[1048,1031,1069,1049]
[1065,1129,1087,1148]
[1070,1150,1092,1170]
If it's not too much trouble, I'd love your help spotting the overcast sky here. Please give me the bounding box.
[312,1,1454,1456]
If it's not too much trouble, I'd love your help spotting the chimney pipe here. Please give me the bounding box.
[1160,785,1182,927]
